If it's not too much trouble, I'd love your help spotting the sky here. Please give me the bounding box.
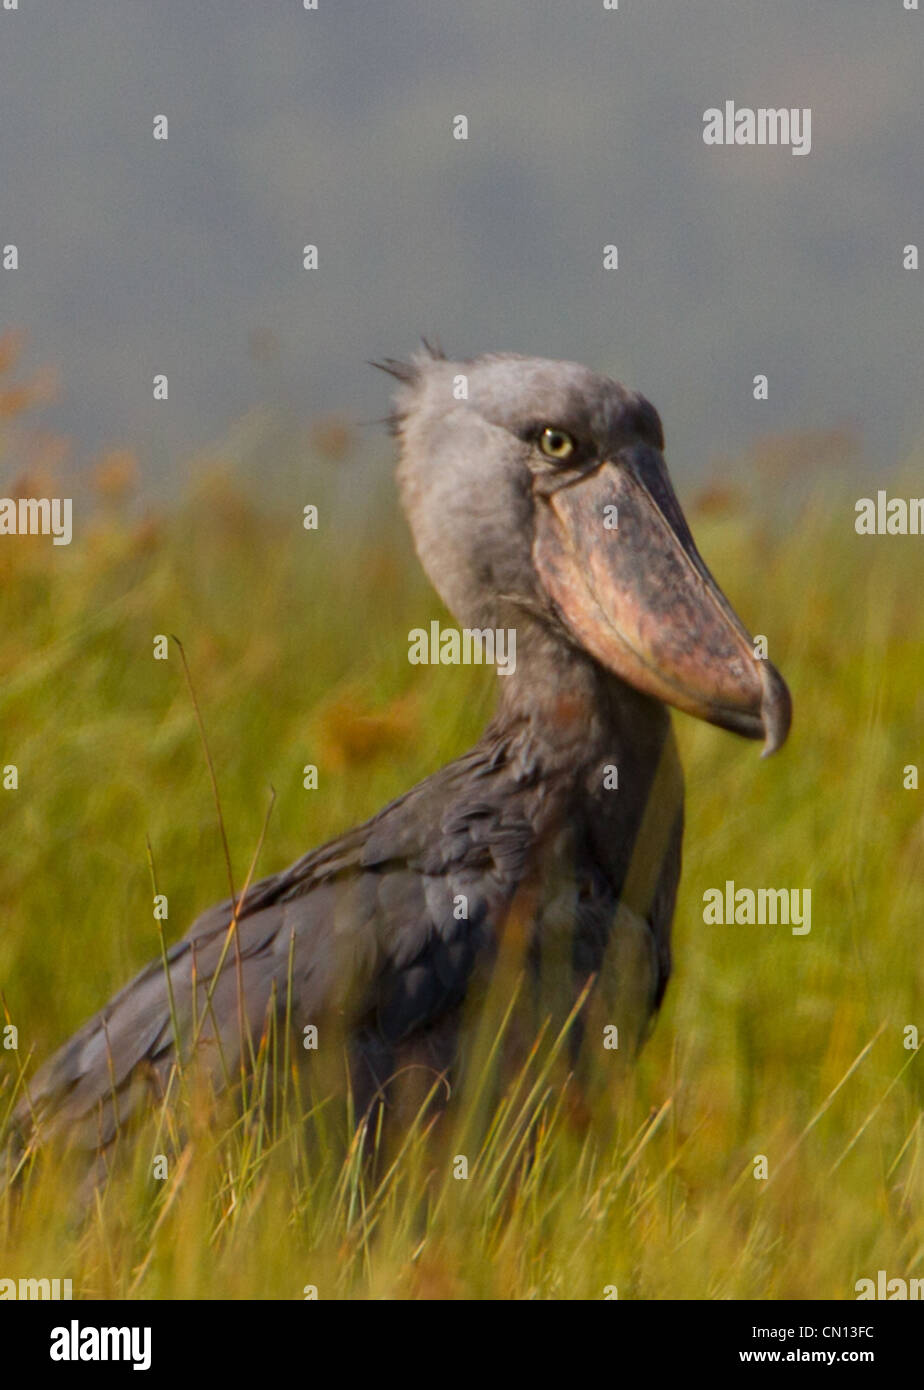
[1,0,921,492]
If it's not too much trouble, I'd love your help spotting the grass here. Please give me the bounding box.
[0,369,921,1298]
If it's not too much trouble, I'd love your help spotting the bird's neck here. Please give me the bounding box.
[489,619,673,780]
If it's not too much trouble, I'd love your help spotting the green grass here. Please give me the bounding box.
[0,445,922,1300]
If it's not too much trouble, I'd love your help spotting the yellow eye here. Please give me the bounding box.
[538,427,575,461]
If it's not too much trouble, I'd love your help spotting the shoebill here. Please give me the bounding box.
[8,346,791,1162]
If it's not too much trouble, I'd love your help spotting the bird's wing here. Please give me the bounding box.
[13,739,536,1151]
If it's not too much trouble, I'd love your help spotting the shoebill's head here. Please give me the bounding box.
[379,345,791,755]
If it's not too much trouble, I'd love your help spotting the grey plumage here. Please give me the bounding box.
[9,346,791,1162]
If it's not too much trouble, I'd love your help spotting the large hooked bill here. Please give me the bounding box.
[533,443,792,755]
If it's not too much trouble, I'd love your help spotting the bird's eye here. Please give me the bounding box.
[538,427,575,461]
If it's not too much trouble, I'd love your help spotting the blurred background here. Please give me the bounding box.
[0,0,921,497]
